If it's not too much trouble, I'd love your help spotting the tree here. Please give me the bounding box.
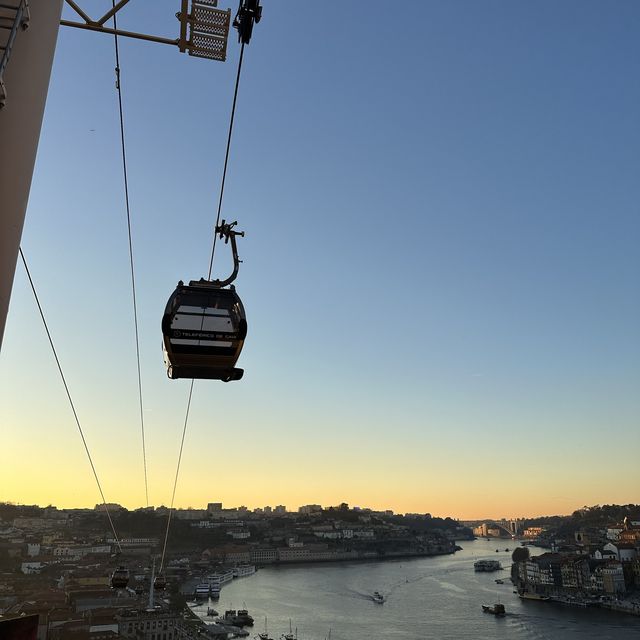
[512,547,530,563]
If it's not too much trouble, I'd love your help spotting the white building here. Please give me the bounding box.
[21,561,44,574]
[227,530,250,540]
[298,505,322,515]
[250,548,277,563]
[353,530,374,539]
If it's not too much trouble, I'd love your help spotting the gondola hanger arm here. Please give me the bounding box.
[208,219,244,287]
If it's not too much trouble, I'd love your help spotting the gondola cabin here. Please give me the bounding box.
[153,575,167,591]
[162,220,247,382]
[111,566,130,589]
[162,280,246,381]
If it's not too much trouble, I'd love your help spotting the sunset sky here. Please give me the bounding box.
[1,1,639,519]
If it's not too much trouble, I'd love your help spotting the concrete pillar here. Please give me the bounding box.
[0,0,63,349]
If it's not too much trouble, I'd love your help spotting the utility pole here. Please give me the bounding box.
[148,556,156,610]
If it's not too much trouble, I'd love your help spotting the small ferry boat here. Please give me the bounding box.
[482,603,505,616]
[474,560,502,572]
[495,579,504,584]
[372,591,385,604]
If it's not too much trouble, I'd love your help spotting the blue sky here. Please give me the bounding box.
[1,1,639,517]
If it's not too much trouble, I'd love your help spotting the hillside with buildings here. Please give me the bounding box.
[510,506,640,615]
[0,501,469,637]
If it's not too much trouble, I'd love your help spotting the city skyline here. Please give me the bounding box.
[1,1,639,519]
[0,498,632,524]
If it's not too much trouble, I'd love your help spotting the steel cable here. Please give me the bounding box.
[111,2,149,507]
[160,41,248,569]
[159,378,194,573]
[19,248,123,553]
[207,42,246,279]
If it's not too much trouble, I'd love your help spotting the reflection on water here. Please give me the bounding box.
[190,539,638,640]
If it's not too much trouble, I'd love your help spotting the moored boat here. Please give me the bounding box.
[280,618,295,640]
[518,591,550,601]
[235,609,254,627]
[220,609,255,628]
[258,616,273,640]
[194,583,210,599]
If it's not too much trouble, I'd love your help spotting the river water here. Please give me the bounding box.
[190,538,639,639]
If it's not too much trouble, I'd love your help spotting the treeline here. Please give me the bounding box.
[389,514,471,535]
[0,502,43,521]
[526,504,640,537]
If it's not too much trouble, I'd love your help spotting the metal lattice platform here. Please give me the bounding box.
[187,0,230,61]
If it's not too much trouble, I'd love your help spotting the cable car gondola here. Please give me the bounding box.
[154,574,167,591]
[162,221,247,382]
[111,566,130,589]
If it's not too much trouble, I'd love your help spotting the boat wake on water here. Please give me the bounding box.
[342,588,376,601]
[343,588,389,604]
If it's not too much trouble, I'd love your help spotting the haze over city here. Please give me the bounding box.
[1,0,639,520]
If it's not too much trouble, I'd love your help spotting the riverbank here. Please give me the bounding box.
[190,538,640,640]
[179,547,457,598]
[517,591,640,617]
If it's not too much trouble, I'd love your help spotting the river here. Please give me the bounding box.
[190,538,639,639]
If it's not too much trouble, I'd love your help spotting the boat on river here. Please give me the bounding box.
[280,618,295,640]
[258,616,273,640]
[236,610,254,627]
[372,591,385,604]
[482,603,505,616]
[194,583,210,599]
[220,609,254,627]
[474,560,502,572]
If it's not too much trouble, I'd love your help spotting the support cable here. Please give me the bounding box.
[159,379,194,572]
[207,42,246,279]
[160,42,247,568]
[19,248,123,554]
[111,2,149,507]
